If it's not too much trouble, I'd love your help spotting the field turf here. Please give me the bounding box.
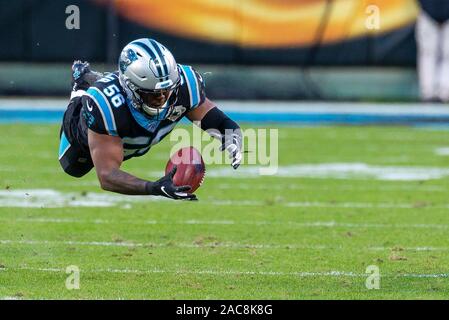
[1,123,449,299]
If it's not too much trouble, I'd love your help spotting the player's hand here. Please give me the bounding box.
[220,132,242,169]
[147,166,198,201]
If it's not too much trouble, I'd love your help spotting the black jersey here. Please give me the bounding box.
[76,64,205,161]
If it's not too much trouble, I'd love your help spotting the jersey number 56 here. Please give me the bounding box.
[103,84,125,108]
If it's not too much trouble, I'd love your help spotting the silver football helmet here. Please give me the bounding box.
[118,38,181,118]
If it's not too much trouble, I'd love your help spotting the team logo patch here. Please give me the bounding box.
[167,105,186,122]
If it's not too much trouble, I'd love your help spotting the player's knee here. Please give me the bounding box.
[59,159,90,178]
[61,165,87,178]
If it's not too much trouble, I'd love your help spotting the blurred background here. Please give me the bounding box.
[0,0,425,102]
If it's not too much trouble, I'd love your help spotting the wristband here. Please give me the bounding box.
[200,107,240,137]
[144,181,156,195]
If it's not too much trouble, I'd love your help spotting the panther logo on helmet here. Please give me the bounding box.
[119,49,138,73]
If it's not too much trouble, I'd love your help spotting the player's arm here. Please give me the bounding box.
[87,129,147,194]
[187,98,242,169]
[86,119,196,200]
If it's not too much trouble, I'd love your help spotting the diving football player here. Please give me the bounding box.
[58,38,242,200]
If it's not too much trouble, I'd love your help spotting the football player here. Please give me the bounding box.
[59,38,242,201]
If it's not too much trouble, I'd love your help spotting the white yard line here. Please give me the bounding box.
[6,182,446,192]
[0,239,328,250]
[1,239,448,252]
[0,266,364,277]
[6,163,449,182]
[2,182,445,193]
[4,217,449,230]
[2,265,448,279]
[212,200,449,210]
[215,183,447,192]
[204,200,446,210]
[213,200,448,209]
[206,163,449,181]
[3,188,449,209]
[434,147,449,156]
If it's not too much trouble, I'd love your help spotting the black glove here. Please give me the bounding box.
[146,166,198,201]
[220,131,242,170]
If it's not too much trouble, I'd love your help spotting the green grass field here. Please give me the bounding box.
[1,123,449,299]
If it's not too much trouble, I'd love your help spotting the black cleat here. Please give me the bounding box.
[71,60,103,91]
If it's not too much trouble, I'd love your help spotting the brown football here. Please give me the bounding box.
[165,146,206,193]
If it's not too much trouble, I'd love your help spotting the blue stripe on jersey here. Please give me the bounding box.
[58,131,71,160]
[180,65,199,108]
[86,87,118,136]
[149,39,169,77]
[132,41,163,78]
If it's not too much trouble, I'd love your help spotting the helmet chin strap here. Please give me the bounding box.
[142,100,168,120]
[141,89,178,120]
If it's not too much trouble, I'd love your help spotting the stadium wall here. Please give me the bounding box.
[0,63,419,101]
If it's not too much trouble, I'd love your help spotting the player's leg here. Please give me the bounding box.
[437,19,449,102]
[58,96,94,178]
[58,61,104,177]
[58,129,94,178]
[416,11,440,102]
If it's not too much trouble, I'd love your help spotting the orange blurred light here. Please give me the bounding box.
[94,0,419,48]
